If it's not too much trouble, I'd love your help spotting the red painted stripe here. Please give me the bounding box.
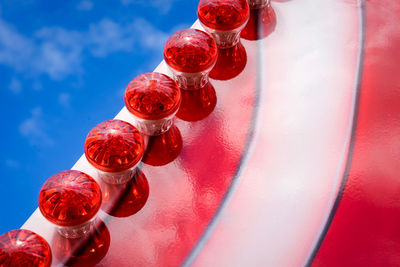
[313,0,400,266]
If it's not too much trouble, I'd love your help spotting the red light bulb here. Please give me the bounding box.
[0,229,52,267]
[241,0,276,40]
[198,0,249,48]
[39,170,102,238]
[198,0,249,80]
[164,29,218,90]
[85,119,144,184]
[124,72,181,136]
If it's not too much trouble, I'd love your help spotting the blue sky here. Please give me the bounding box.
[0,0,197,233]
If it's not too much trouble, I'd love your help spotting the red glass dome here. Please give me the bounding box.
[85,120,144,173]
[39,170,102,227]
[0,229,52,267]
[164,29,218,73]
[198,0,250,31]
[125,72,181,120]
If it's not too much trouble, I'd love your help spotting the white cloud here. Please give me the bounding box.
[76,0,94,11]
[5,159,20,168]
[9,76,22,93]
[34,27,84,80]
[19,107,54,147]
[32,80,42,90]
[130,18,169,52]
[0,19,83,80]
[87,18,135,57]
[121,0,178,14]
[0,17,170,82]
[0,19,34,72]
[58,92,71,107]
[87,18,168,57]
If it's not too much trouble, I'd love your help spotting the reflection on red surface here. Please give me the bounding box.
[176,83,217,122]
[80,42,256,266]
[101,169,149,218]
[313,0,400,266]
[210,42,247,80]
[53,220,110,267]
[142,124,183,166]
[241,4,276,40]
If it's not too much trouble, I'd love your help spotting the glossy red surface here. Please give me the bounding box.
[313,0,400,266]
[96,44,256,265]
[38,170,101,227]
[0,230,52,267]
[84,120,144,173]
[142,124,183,166]
[176,82,217,122]
[124,72,182,120]
[241,3,276,40]
[24,20,257,264]
[101,169,149,217]
[53,220,110,267]
[198,0,250,31]
[210,42,247,80]
[21,1,371,266]
[164,29,218,73]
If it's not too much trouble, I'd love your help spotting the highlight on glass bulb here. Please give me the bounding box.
[164,29,218,90]
[124,72,182,136]
[0,229,52,267]
[85,119,144,184]
[38,170,102,238]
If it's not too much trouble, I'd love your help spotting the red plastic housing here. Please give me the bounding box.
[164,29,218,73]
[197,0,250,31]
[38,170,102,227]
[85,120,144,173]
[124,72,181,120]
[0,229,52,267]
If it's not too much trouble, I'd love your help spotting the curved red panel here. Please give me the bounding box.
[19,0,375,265]
[313,0,400,266]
